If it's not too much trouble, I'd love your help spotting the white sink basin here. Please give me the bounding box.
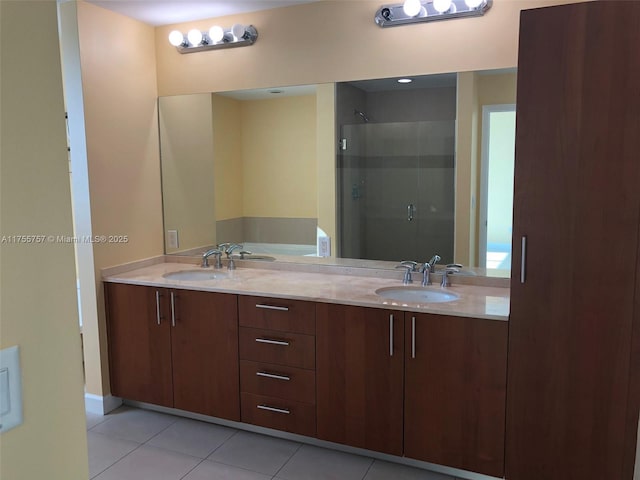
[375,286,459,303]
[163,270,229,281]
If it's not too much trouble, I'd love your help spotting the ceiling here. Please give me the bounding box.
[86,0,321,27]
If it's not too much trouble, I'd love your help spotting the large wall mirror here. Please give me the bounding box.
[159,69,516,277]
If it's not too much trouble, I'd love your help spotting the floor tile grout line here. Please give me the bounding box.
[177,457,208,480]
[360,456,376,480]
[89,439,147,479]
[270,441,304,479]
[202,428,241,460]
[199,457,285,478]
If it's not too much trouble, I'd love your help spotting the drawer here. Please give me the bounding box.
[239,296,315,334]
[241,392,316,437]
[240,360,316,405]
[239,327,315,369]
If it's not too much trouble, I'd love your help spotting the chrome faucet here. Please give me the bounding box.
[201,248,222,268]
[225,243,243,270]
[420,262,432,286]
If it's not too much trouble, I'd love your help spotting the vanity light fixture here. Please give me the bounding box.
[375,0,491,27]
[168,23,258,53]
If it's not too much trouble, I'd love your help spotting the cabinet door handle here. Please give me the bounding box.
[407,204,415,221]
[170,291,176,327]
[256,371,291,381]
[155,290,162,325]
[257,404,290,415]
[411,316,416,359]
[255,304,289,312]
[389,314,394,357]
[520,235,527,284]
[255,338,290,346]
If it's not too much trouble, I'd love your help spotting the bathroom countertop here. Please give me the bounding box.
[103,261,509,321]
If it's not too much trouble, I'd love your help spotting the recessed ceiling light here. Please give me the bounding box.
[398,78,413,84]
[269,89,284,94]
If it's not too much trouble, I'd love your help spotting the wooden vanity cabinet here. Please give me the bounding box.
[105,283,240,421]
[506,3,640,480]
[238,295,317,437]
[316,304,404,456]
[105,283,173,407]
[404,313,508,478]
[316,304,507,476]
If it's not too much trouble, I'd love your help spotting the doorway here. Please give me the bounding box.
[479,104,516,269]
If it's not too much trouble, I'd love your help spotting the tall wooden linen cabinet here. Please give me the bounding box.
[506,2,640,480]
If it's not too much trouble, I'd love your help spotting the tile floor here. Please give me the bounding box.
[86,406,463,480]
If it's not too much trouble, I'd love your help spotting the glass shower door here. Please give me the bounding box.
[338,121,455,264]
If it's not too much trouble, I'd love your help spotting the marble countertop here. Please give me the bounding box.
[103,261,509,321]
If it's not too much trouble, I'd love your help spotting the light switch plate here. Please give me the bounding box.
[0,345,23,434]
[318,236,331,257]
[167,230,179,249]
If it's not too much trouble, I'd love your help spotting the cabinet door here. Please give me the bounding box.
[170,289,240,421]
[105,283,173,407]
[507,3,640,480]
[404,313,507,478]
[316,304,403,456]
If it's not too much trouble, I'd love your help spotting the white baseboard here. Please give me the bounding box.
[85,393,122,415]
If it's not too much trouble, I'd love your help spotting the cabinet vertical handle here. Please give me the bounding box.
[520,236,527,284]
[411,316,416,359]
[170,291,176,327]
[155,290,162,325]
[389,314,394,357]
[407,204,415,221]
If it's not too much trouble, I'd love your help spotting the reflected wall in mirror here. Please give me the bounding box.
[160,86,320,257]
[158,69,517,276]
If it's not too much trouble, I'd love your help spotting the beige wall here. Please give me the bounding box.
[241,95,317,218]
[159,94,216,253]
[76,1,163,395]
[155,0,584,96]
[0,2,88,479]
[212,94,244,221]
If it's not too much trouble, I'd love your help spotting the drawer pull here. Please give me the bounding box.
[257,404,290,415]
[389,314,394,357]
[255,338,290,346]
[255,304,289,312]
[155,290,162,325]
[256,371,291,381]
[411,316,416,359]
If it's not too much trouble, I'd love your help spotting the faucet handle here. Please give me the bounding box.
[396,264,414,285]
[239,250,252,259]
[446,263,463,269]
[400,260,419,271]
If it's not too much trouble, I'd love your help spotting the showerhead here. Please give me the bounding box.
[354,109,370,123]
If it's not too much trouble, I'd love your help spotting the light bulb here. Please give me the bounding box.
[187,29,203,46]
[433,0,452,13]
[231,23,246,40]
[403,0,422,17]
[168,30,184,47]
[465,0,483,7]
[208,25,225,43]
